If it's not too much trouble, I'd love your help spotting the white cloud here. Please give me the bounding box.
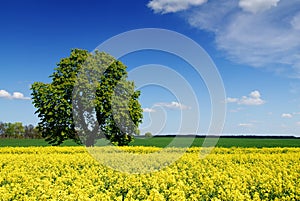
[281,113,293,118]
[154,101,191,110]
[0,89,30,100]
[229,107,243,113]
[0,90,11,98]
[239,0,280,14]
[296,121,300,125]
[143,108,156,113]
[149,0,300,77]
[226,97,238,103]
[12,92,26,99]
[249,90,260,99]
[227,90,265,106]
[291,12,300,30]
[239,91,265,105]
[147,0,207,14]
[238,123,253,127]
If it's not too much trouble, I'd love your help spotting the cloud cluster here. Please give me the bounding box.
[147,0,207,14]
[154,101,191,110]
[143,108,156,113]
[148,0,300,77]
[281,113,293,118]
[238,0,280,13]
[0,90,30,100]
[227,90,265,106]
[143,101,191,112]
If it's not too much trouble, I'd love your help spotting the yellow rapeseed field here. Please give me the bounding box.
[0,147,299,201]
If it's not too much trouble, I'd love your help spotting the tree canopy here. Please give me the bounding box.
[31,49,143,146]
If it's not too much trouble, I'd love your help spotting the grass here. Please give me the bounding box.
[0,137,300,147]
[0,139,80,147]
[130,137,300,148]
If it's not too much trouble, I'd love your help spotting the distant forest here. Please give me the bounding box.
[137,135,299,139]
[0,122,41,139]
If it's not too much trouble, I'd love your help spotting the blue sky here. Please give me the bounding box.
[1,0,300,136]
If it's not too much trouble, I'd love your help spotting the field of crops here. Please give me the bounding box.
[1,137,300,147]
[0,146,299,200]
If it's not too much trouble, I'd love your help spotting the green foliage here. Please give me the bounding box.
[31,49,89,145]
[0,122,40,139]
[24,124,41,139]
[145,132,153,138]
[73,51,143,146]
[32,49,143,146]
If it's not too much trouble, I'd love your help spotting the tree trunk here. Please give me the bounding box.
[85,132,96,147]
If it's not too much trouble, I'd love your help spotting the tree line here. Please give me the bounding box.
[0,122,42,139]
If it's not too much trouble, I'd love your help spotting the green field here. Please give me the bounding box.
[0,139,79,147]
[0,137,299,147]
[131,137,300,148]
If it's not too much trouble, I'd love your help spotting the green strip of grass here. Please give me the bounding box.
[215,138,300,148]
[130,137,300,148]
[0,139,80,147]
[0,137,299,148]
